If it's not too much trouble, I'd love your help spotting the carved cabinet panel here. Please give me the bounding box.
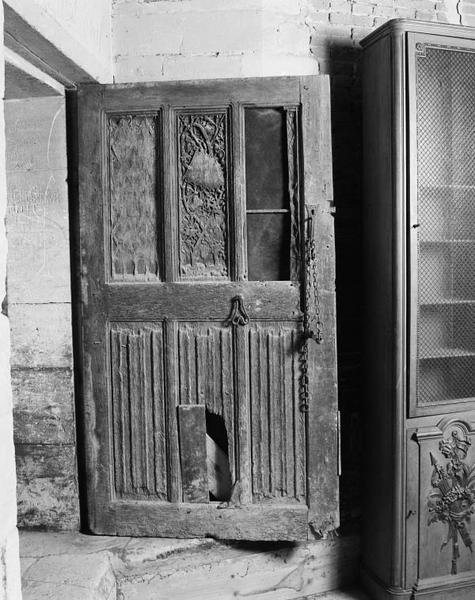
[362,19,475,600]
[76,76,338,540]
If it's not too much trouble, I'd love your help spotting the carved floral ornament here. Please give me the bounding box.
[428,425,475,575]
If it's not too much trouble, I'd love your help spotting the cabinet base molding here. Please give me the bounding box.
[361,567,412,600]
[413,572,475,599]
[362,566,475,600]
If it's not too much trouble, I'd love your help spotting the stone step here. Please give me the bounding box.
[20,531,363,600]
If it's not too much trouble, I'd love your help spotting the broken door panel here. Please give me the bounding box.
[176,322,236,486]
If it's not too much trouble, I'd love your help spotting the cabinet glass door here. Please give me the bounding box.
[409,35,475,415]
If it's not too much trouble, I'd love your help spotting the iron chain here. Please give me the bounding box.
[298,210,323,413]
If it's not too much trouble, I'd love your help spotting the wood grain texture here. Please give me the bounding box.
[300,75,339,536]
[108,113,161,281]
[177,405,208,503]
[110,323,167,500]
[248,322,306,503]
[106,502,308,541]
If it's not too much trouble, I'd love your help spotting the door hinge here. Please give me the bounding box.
[337,410,342,477]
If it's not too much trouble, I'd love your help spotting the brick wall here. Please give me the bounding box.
[5,96,80,531]
[112,0,469,527]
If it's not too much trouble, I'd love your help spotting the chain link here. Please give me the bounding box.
[298,210,323,413]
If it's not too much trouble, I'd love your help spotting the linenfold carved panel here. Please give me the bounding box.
[177,111,229,279]
[108,114,160,281]
[248,322,306,503]
[110,323,167,499]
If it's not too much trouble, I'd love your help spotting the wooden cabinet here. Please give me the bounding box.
[362,20,475,599]
[74,76,339,540]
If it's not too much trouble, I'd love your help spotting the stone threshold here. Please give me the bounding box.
[20,531,367,600]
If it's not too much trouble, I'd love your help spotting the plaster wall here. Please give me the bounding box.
[4,0,113,83]
[0,0,23,595]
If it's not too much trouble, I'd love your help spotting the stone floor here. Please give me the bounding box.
[19,531,369,600]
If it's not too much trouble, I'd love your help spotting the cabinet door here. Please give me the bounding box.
[408,34,475,417]
[76,76,338,539]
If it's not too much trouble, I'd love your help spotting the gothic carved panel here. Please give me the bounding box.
[110,322,167,500]
[108,114,160,280]
[177,111,229,280]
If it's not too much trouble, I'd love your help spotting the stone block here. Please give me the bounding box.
[330,12,373,26]
[20,531,130,559]
[5,97,67,173]
[113,12,184,56]
[0,410,18,526]
[180,11,263,55]
[15,444,79,530]
[240,54,318,78]
[22,580,109,600]
[25,552,115,590]
[263,20,312,56]
[12,367,75,445]
[6,169,71,304]
[114,54,166,82]
[9,303,73,368]
[162,54,244,81]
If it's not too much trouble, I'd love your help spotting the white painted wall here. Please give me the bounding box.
[5,0,113,82]
[112,0,461,83]
[0,1,23,596]
[112,0,319,82]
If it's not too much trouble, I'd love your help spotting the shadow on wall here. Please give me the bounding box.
[322,39,365,533]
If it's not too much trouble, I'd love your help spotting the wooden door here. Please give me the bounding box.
[75,76,338,540]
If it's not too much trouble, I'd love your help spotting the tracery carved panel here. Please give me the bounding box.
[177,111,229,280]
[108,114,160,281]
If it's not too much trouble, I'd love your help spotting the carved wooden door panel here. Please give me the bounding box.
[76,76,338,540]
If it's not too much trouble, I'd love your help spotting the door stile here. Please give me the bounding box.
[300,76,339,534]
[78,86,115,532]
[162,104,178,282]
[164,318,181,502]
[231,101,247,282]
[234,323,252,503]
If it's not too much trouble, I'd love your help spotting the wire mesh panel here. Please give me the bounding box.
[415,44,475,406]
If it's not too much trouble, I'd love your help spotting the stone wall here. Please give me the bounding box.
[6,96,79,531]
[111,0,471,527]
[0,0,23,595]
